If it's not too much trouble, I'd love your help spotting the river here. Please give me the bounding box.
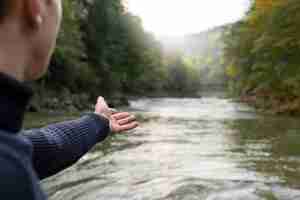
[42,91,300,200]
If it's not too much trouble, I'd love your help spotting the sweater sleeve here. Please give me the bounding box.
[22,113,110,180]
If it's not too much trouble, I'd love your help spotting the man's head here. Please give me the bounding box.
[0,0,62,81]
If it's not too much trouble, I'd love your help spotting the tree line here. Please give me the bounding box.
[224,0,300,115]
[183,27,228,87]
[32,0,202,112]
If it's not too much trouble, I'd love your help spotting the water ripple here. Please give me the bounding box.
[43,96,300,199]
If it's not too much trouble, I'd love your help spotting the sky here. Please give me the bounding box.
[127,0,250,37]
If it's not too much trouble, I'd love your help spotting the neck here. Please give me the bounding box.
[0,72,33,133]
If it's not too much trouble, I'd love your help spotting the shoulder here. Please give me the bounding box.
[0,155,36,198]
[0,133,45,199]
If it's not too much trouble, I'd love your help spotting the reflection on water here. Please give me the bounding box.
[42,92,300,200]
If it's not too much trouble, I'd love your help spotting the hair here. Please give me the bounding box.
[0,1,4,17]
[0,1,10,20]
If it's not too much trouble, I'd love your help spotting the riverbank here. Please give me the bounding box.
[28,89,130,114]
[28,87,201,115]
[24,112,81,129]
[240,92,300,116]
[24,109,151,129]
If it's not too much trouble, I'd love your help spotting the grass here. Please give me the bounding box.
[24,112,81,129]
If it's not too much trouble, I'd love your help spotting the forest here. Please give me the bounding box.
[183,26,228,87]
[31,0,202,112]
[32,0,300,116]
[224,0,300,115]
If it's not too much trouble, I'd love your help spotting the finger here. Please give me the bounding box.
[112,112,131,120]
[97,96,108,107]
[118,115,136,125]
[119,122,139,132]
[97,96,104,103]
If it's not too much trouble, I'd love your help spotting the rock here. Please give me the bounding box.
[67,105,78,113]
[65,99,73,106]
[120,96,130,106]
[27,104,40,113]
[27,96,42,113]
[108,96,130,107]
[52,98,59,104]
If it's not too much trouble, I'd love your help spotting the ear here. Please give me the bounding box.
[24,0,44,29]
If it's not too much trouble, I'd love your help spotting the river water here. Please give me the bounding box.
[43,91,300,200]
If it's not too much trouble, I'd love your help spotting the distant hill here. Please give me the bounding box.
[158,25,230,86]
[158,25,229,56]
[183,26,228,57]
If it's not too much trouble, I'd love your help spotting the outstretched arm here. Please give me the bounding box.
[23,97,138,180]
[23,113,110,180]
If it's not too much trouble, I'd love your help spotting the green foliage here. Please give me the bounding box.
[224,0,300,114]
[184,27,228,86]
[31,0,202,110]
[163,52,201,94]
[84,0,167,96]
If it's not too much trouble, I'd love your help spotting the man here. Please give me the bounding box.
[0,0,138,199]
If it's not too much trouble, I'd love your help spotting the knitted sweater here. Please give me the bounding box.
[0,73,110,199]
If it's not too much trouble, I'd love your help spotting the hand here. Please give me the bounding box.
[94,96,139,133]
[110,112,139,133]
[94,96,111,119]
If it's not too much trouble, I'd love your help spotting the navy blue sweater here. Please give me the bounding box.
[0,73,110,199]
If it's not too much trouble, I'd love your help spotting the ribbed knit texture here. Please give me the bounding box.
[23,114,110,179]
[0,72,111,199]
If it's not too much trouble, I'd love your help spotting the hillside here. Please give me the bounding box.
[159,26,229,86]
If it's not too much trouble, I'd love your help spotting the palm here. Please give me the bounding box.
[94,97,138,133]
[110,112,138,133]
[110,118,123,133]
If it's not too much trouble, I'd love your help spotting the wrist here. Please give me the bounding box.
[85,112,111,140]
[93,112,113,133]
[94,112,110,120]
